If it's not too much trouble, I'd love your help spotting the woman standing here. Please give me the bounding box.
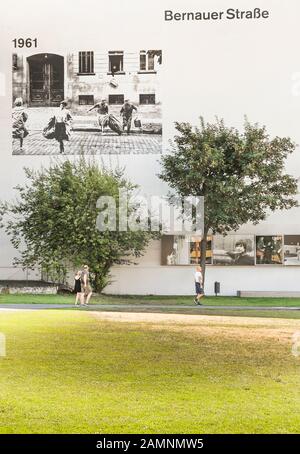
[12,98,29,152]
[54,100,72,153]
[74,271,83,306]
[81,265,93,306]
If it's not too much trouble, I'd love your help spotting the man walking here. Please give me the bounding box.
[194,266,204,305]
[120,99,137,134]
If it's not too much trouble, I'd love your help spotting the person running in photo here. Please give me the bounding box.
[53,100,72,153]
[81,265,93,306]
[194,266,204,305]
[12,98,29,152]
[120,99,137,134]
[87,99,109,134]
[74,270,84,306]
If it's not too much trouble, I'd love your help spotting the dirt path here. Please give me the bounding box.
[91,311,300,344]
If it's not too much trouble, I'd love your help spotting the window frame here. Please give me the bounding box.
[139,94,156,105]
[78,95,95,106]
[78,51,95,75]
[108,94,125,105]
[108,51,125,75]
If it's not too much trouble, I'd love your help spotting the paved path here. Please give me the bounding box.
[12,107,162,155]
[0,304,300,311]
[13,131,162,155]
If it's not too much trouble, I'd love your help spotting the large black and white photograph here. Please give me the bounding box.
[161,235,212,265]
[255,235,283,265]
[12,49,162,155]
[283,235,300,265]
[212,235,255,266]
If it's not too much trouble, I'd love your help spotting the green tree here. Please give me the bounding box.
[0,158,158,292]
[159,118,299,285]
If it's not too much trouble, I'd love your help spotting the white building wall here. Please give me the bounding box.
[2,0,300,295]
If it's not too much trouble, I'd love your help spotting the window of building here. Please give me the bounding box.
[79,95,94,105]
[12,53,18,71]
[108,94,124,105]
[108,51,124,74]
[139,50,162,72]
[139,94,156,105]
[78,51,94,74]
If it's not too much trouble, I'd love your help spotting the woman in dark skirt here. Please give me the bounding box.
[12,98,29,152]
[54,100,72,153]
[74,271,83,306]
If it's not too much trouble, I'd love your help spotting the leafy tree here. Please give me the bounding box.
[0,158,158,292]
[159,118,299,285]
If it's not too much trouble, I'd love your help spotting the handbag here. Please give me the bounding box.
[43,117,56,139]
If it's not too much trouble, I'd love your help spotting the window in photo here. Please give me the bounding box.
[161,235,189,265]
[12,53,18,71]
[108,51,124,74]
[256,236,283,265]
[108,94,124,105]
[139,50,162,71]
[139,94,156,105]
[79,95,94,105]
[283,235,300,265]
[78,51,94,74]
[213,235,255,266]
[190,236,212,265]
[161,235,211,265]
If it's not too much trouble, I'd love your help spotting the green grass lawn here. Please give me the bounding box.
[1,293,300,307]
[0,310,300,433]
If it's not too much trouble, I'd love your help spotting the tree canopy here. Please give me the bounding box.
[159,118,299,281]
[0,158,157,292]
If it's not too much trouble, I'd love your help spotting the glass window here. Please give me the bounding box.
[108,94,124,105]
[139,94,156,105]
[109,51,124,74]
[79,95,94,105]
[139,50,162,71]
[78,51,94,74]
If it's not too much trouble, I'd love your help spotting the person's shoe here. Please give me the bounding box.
[194,298,198,305]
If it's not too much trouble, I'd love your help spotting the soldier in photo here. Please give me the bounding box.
[120,99,137,134]
[87,99,109,135]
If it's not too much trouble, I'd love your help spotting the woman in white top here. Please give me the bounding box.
[54,100,72,153]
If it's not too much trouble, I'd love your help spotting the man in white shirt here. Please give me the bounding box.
[194,266,204,305]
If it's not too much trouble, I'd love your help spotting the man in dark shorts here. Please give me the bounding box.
[120,99,137,134]
[194,266,204,305]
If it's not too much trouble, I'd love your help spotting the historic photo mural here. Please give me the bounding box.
[283,235,300,265]
[212,235,255,266]
[12,49,162,155]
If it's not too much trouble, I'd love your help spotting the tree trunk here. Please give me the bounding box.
[200,226,209,288]
[93,261,113,293]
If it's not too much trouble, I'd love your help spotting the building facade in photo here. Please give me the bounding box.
[12,50,162,121]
